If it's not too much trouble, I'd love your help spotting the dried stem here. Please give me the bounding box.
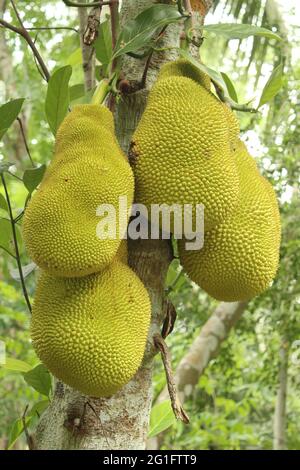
[1,173,32,314]
[154,334,189,424]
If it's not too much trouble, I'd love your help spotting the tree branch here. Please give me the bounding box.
[158,301,248,404]
[0,16,50,81]
[26,26,79,33]
[154,334,189,424]
[63,0,111,6]
[17,118,34,167]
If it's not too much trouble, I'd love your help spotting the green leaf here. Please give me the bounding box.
[178,50,229,97]
[69,83,85,102]
[0,98,25,140]
[6,399,50,449]
[166,259,180,287]
[7,416,31,450]
[45,66,72,136]
[148,400,176,438]
[0,218,12,251]
[23,164,46,193]
[113,4,182,58]
[23,364,52,396]
[203,23,282,42]
[1,357,32,373]
[28,399,49,418]
[258,63,284,108]
[221,72,238,103]
[66,47,82,66]
[95,20,113,70]
[0,193,8,212]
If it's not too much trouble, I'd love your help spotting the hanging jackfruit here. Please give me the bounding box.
[31,261,151,397]
[158,58,211,91]
[130,62,239,233]
[222,103,240,145]
[179,140,281,301]
[23,105,134,278]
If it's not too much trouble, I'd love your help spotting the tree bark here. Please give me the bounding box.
[78,6,96,92]
[35,0,212,450]
[273,339,289,450]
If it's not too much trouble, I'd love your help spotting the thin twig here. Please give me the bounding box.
[0,245,17,259]
[154,334,189,424]
[63,0,111,6]
[22,405,35,450]
[26,26,79,33]
[14,211,24,224]
[84,401,110,448]
[140,25,168,89]
[1,173,32,314]
[0,2,50,82]
[16,118,35,167]
[7,171,23,181]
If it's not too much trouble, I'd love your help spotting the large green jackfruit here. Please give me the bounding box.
[158,58,211,91]
[31,261,151,397]
[179,140,281,301]
[23,105,134,278]
[130,63,239,233]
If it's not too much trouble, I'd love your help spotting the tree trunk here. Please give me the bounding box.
[35,0,213,450]
[148,301,248,449]
[78,6,96,92]
[273,339,289,450]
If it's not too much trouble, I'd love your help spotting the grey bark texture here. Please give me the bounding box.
[78,6,96,92]
[273,339,289,450]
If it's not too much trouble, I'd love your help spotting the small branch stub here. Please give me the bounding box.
[154,334,189,424]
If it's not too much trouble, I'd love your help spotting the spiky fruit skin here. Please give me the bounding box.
[31,261,151,398]
[179,140,281,302]
[131,75,239,233]
[222,104,240,145]
[23,105,134,278]
[158,59,211,91]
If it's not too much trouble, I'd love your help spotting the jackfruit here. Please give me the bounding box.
[23,105,134,278]
[158,58,211,91]
[222,103,240,145]
[130,66,239,233]
[178,140,281,301]
[31,261,151,397]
